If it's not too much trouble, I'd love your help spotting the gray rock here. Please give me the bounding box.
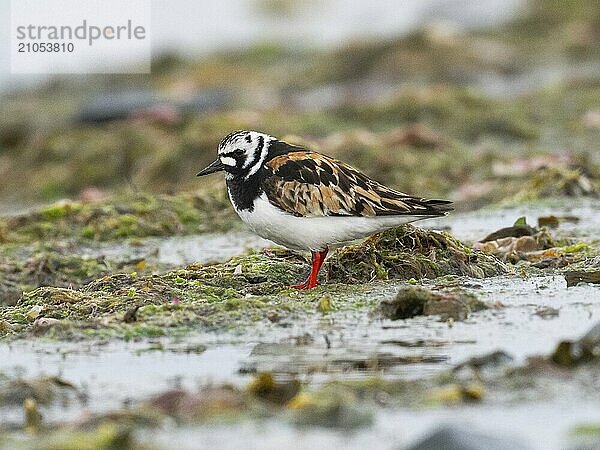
[404,425,529,450]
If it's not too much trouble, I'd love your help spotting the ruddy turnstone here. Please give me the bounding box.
[197,130,452,290]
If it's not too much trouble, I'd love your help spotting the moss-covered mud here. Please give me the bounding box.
[1,274,600,449]
[1,189,234,244]
[0,223,509,340]
[1,201,599,448]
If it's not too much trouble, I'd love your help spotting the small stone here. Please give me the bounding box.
[233,264,243,275]
[473,241,498,253]
[513,236,538,253]
[380,286,487,321]
[455,351,514,371]
[425,383,484,405]
[551,341,576,367]
[0,320,14,333]
[247,372,300,405]
[123,305,141,323]
[480,224,535,243]
[32,317,61,333]
[578,321,600,359]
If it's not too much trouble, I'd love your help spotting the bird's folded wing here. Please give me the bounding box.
[263,152,452,217]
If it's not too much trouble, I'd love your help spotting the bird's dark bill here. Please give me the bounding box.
[197,159,226,176]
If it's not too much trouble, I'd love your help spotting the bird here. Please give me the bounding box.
[197,130,452,290]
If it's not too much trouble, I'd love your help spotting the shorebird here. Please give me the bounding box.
[197,131,452,289]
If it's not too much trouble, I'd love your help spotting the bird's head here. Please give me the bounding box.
[197,130,274,180]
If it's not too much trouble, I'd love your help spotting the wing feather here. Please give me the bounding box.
[263,151,452,218]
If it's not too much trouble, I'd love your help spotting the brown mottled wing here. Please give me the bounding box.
[263,151,452,217]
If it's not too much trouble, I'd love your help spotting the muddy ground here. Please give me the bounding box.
[1,0,599,448]
[0,196,599,450]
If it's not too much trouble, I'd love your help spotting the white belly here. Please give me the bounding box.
[234,193,424,251]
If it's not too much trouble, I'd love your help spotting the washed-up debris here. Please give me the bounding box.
[1,190,233,243]
[565,270,600,287]
[32,317,62,334]
[379,286,488,321]
[473,217,577,263]
[123,305,141,323]
[453,350,514,372]
[513,166,597,201]
[0,376,78,407]
[317,296,334,313]
[24,398,42,434]
[332,353,448,371]
[148,386,246,421]
[26,305,43,320]
[537,214,580,228]
[551,321,600,368]
[247,372,300,406]
[425,383,485,405]
[480,217,536,242]
[535,306,559,319]
[28,421,140,449]
[288,387,373,429]
[0,320,14,333]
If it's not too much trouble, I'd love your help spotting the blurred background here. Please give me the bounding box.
[0,0,598,210]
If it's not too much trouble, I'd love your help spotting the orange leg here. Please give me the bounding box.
[291,248,328,290]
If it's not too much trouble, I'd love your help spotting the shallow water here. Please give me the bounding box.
[140,401,600,450]
[427,198,600,243]
[88,231,274,267]
[1,275,599,445]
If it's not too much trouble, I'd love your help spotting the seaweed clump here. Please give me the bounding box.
[512,166,597,202]
[327,224,507,283]
[1,190,234,243]
[0,252,308,339]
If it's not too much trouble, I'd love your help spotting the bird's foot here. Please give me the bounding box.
[262,248,276,257]
[290,279,318,290]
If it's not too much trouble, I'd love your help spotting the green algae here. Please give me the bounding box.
[0,242,164,307]
[0,225,508,339]
[570,423,600,437]
[0,251,304,338]
[1,190,235,244]
[512,167,598,203]
[29,422,150,450]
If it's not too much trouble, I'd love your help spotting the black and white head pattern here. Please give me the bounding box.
[217,130,274,180]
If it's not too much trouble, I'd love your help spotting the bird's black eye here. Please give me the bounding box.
[232,149,244,157]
